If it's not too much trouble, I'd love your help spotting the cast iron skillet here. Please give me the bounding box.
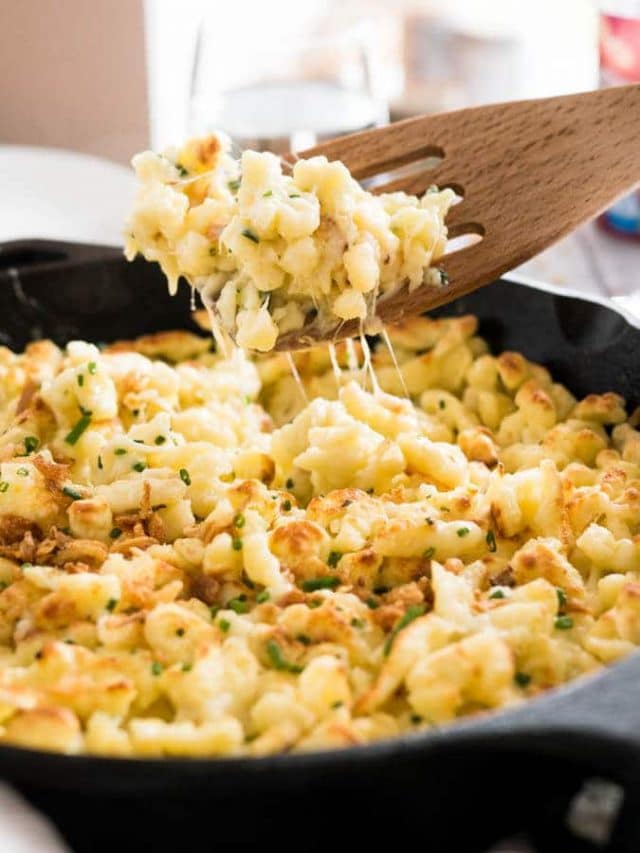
[0,240,639,853]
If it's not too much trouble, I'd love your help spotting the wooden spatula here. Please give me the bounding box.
[277,84,640,350]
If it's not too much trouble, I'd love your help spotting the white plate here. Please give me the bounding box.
[0,145,134,248]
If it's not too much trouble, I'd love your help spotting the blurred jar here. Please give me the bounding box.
[392,0,597,120]
[393,11,522,119]
[599,0,640,239]
[189,21,388,155]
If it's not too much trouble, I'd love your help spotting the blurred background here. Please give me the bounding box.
[0,0,638,306]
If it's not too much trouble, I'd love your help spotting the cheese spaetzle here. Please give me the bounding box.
[0,318,638,756]
[125,135,453,351]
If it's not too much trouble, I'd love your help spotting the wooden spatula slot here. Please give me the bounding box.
[442,224,485,257]
[361,152,444,192]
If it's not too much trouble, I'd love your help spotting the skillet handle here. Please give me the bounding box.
[468,652,640,851]
[0,238,122,275]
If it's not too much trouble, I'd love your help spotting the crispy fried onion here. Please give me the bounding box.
[110,482,167,555]
[0,520,108,571]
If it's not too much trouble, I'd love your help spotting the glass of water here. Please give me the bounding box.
[189,20,388,155]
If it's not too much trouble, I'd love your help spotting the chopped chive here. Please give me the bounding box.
[176,163,188,177]
[77,374,84,387]
[182,662,193,672]
[16,467,29,477]
[266,639,303,673]
[308,599,322,609]
[515,672,531,687]
[154,435,166,445]
[262,189,273,197]
[331,701,343,709]
[425,517,434,526]
[106,598,118,612]
[109,528,122,539]
[256,590,270,603]
[384,605,427,656]
[65,413,91,445]
[302,577,340,592]
[423,547,436,559]
[233,513,246,528]
[410,714,423,724]
[365,597,379,610]
[489,588,506,600]
[114,448,127,456]
[218,618,231,632]
[176,627,185,637]
[232,537,243,551]
[282,499,292,512]
[228,596,248,614]
[555,615,573,630]
[296,634,312,646]
[486,530,497,553]
[302,576,340,592]
[289,193,301,198]
[351,618,365,629]
[88,362,97,375]
[438,399,446,410]
[241,228,260,244]
[285,478,294,489]
[151,661,163,676]
[24,436,39,454]
[327,550,342,568]
[97,455,103,470]
[228,178,241,192]
[556,588,567,610]
[209,246,217,257]
[457,527,470,538]
[62,486,83,501]
[179,468,191,486]
[132,461,147,472]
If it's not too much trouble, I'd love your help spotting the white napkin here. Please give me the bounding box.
[0,784,68,852]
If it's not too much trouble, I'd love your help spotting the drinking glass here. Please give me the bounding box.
[189,20,388,155]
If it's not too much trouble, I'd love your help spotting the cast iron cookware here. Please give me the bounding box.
[0,241,639,853]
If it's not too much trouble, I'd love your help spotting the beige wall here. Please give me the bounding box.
[0,0,148,164]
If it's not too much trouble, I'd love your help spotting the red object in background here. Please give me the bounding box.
[600,13,640,82]
[599,9,640,239]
